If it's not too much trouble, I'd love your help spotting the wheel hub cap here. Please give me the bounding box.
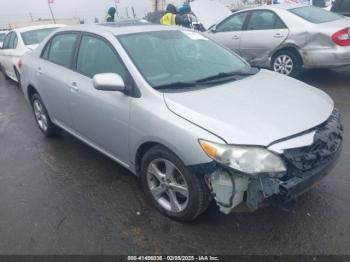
[147,158,189,213]
[33,100,48,131]
[274,54,293,75]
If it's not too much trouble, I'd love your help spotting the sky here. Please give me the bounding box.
[0,0,184,27]
[0,0,237,28]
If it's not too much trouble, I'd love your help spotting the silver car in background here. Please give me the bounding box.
[20,24,343,221]
[202,4,350,76]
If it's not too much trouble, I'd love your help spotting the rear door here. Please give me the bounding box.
[239,10,289,66]
[208,11,249,55]
[68,34,131,164]
[0,32,15,76]
[35,33,79,129]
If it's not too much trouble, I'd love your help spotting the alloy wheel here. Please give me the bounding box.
[33,99,48,131]
[273,54,294,75]
[146,158,189,213]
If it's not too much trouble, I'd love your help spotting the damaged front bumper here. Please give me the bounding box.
[206,109,343,214]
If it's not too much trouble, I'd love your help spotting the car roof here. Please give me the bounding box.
[13,24,66,33]
[243,3,307,11]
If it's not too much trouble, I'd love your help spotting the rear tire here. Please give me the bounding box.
[31,93,61,137]
[14,67,21,87]
[271,50,302,78]
[140,145,211,221]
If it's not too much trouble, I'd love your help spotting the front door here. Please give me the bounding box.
[208,11,249,56]
[68,34,131,164]
[239,10,289,66]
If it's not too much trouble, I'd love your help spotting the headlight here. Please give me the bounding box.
[199,140,286,176]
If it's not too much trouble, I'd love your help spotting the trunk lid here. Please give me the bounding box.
[318,17,350,33]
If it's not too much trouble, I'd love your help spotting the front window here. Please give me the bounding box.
[216,12,248,32]
[289,6,343,23]
[21,28,58,45]
[77,35,126,79]
[118,30,248,89]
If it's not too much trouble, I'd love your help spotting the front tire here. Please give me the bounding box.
[31,93,61,137]
[140,145,211,221]
[271,50,302,77]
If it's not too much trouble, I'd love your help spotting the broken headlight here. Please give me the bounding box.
[199,140,286,176]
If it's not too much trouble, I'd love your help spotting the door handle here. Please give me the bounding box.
[70,82,79,92]
[273,33,283,38]
[232,35,239,40]
[36,67,42,75]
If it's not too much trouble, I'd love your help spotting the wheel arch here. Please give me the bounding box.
[27,84,38,102]
[271,45,304,66]
[135,141,176,175]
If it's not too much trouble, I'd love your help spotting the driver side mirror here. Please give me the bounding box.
[93,73,125,92]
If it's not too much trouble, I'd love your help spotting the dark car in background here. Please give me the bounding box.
[331,0,350,16]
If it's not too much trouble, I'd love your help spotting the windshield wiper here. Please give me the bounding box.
[196,69,257,84]
[154,81,197,90]
[153,68,259,90]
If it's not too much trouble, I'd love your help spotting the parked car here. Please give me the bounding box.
[20,24,343,221]
[311,0,332,8]
[0,24,65,82]
[195,3,350,77]
[331,0,350,16]
[0,30,9,48]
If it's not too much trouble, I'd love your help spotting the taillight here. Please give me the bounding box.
[17,59,22,69]
[332,28,350,46]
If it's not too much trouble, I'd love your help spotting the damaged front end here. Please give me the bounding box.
[205,109,343,214]
[208,169,281,214]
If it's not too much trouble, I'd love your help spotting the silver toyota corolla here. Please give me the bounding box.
[20,24,343,221]
[197,4,350,77]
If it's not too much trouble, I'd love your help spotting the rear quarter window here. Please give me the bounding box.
[289,6,344,23]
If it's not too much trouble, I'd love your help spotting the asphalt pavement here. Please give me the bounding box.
[0,67,349,255]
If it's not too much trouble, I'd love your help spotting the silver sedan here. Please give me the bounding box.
[20,24,342,220]
[205,4,350,76]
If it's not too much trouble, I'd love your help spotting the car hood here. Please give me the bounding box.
[163,70,334,146]
[190,0,231,30]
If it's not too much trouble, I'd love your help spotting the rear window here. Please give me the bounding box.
[289,6,343,23]
[21,28,58,45]
[0,33,6,42]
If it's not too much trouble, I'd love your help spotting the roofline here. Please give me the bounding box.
[13,24,66,32]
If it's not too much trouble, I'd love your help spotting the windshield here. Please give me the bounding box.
[21,28,58,45]
[0,33,6,42]
[118,30,249,89]
[289,6,343,23]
